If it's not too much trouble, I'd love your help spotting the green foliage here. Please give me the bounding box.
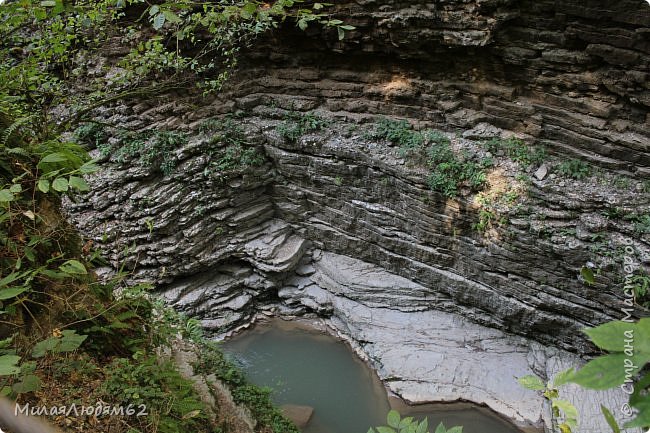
[103,129,188,176]
[213,144,265,171]
[102,351,208,433]
[556,159,592,180]
[483,137,546,166]
[632,214,650,235]
[427,146,487,198]
[563,318,650,429]
[518,371,579,433]
[74,123,108,149]
[629,271,650,307]
[32,330,87,358]
[0,0,353,134]
[368,118,487,198]
[368,409,462,433]
[277,111,329,142]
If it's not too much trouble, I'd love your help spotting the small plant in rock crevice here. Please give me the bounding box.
[482,137,546,166]
[556,158,592,180]
[276,111,329,142]
[97,128,188,176]
[368,118,489,198]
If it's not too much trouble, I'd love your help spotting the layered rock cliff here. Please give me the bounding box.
[64,1,650,432]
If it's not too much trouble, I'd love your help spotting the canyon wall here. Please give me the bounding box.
[210,0,650,173]
[65,1,650,431]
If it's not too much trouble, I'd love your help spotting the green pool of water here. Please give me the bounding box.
[223,319,527,433]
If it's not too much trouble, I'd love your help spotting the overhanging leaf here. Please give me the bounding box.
[59,259,86,275]
[52,177,69,192]
[68,176,89,192]
[518,374,545,391]
[0,286,29,300]
[39,153,67,164]
[584,321,634,352]
[571,353,646,389]
[387,410,401,428]
[12,374,41,394]
[553,368,576,387]
[0,190,14,202]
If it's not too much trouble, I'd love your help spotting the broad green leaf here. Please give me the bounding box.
[435,422,446,433]
[584,321,633,352]
[78,160,99,174]
[0,286,29,300]
[367,429,375,433]
[376,427,396,433]
[416,418,428,433]
[634,318,650,354]
[518,374,545,391]
[601,405,621,433]
[68,176,89,192]
[624,410,650,429]
[32,338,58,358]
[52,177,68,192]
[40,270,68,280]
[56,330,87,353]
[149,5,159,16]
[0,355,21,375]
[399,416,414,429]
[558,423,571,433]
[571,353,645,389]
[387,410,401,428]
[9,184,21,193]
[298,19,308,30]
[0,190,14,202]
[446,427,463,433]
[59,259,87,275]
[40,153,67,164]
[337,26,345,40]
[553,368,576,387]
[340,25,356,30]
[12,374,41,393]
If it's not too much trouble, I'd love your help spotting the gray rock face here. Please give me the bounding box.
[64,1,649,430]
[64,114,648,432]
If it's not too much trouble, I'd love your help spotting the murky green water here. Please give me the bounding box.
[223,319,527,433]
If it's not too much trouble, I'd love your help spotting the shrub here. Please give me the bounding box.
[556,159,592,180]
[483,137,546,165]
[276,111,329,142]
[101,352,209,433]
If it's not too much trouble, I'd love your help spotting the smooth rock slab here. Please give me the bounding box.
[281,251,635,433]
